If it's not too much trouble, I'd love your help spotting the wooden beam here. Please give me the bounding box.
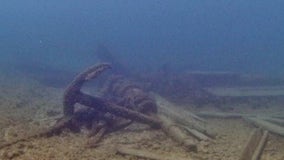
[154,94,216,138]
[206,86,284,97]
[182,126,212,141]
[196,112,246,119]
[239,129,268,160]
[245,117,284,136]
[154,93,205,122]
[251,130,268,160]
[263,117,284,127]
[158,115,197,152]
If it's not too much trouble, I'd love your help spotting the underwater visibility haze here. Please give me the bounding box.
[1,0,284,75]
[1,1,284,160]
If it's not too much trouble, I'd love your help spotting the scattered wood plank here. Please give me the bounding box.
[251,130,268,160]
[206,86,284,97]
[240,129,262,160]
[245,117,284,137]
[153,93,216,138]
[158,115,197,152]
[239,129,268,160]
[197,112,284,122]
[182,126,212,141]
[270,115,284,119]
[158,108,216,138]
[263,117,284,127]
[153,93,205,122]
[116,145,191,160]
[196,112,246,119]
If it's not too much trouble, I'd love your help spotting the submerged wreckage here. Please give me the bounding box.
[1,63,284,160]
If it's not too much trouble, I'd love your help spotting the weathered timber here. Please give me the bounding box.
[251,130,268,160]
[239,129,262,160]
[153,93,205,122]
[206,86,284,97]
[158,115,197,152]
[197,112,284,128]
[196,112,247,119]
[271,115,284,119]
[153,94,217,138]
[182,126,212,141]
[263,117,284,127]
[245,117,284,137]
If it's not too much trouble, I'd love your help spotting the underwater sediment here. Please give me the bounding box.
[0,64,284,160]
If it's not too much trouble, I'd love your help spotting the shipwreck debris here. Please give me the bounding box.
[197,111,284,137]
[1,63,208,153]
[158,115,197,151]
[197,111,284,160]
[245,117,284,137]
[239,129,268,160]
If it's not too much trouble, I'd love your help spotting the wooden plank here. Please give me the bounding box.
[245,117,284,137]
[182,126,212,141]
[251,130,268,160]
[158,115,197,152]
[263,117,284,127]
[206,86,284,97]
[239,129,262,160]
[196,112,246,119]
[154,93,205,122]
[154,94,217,138]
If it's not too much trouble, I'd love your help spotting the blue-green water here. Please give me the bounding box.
[1,1,284,159]
[1,0,284,76]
